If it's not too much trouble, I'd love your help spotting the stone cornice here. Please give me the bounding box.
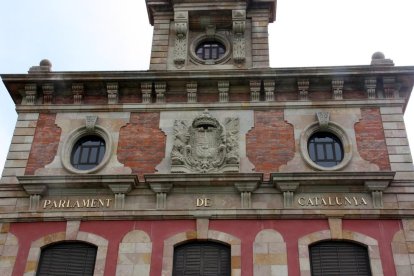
[2,208,414,223]
[3,65,414,110]
[12,99,408,114]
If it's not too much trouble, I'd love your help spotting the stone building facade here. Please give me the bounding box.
[1,0,414,275]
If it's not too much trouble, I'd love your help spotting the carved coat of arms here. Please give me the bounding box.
[171,110,239,173]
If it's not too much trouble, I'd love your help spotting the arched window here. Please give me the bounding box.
[37,242,97,276]
[173,241,231,276]
[310,241,372,276]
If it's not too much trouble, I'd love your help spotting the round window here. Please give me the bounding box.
[307,132,344,167]
[70,135,106,170]
[195,41,226,60]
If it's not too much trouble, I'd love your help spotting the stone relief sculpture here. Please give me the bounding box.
[171,110,239,173]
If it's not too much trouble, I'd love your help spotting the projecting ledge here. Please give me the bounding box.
[18,175,138,192]
[271,171,395,187]
[144,173,263,187]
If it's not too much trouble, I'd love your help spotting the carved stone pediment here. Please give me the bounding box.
[171,110,239,173]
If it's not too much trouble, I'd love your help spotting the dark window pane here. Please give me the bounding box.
[195,41,226,61]
[71,135,106,170]
[307,132,343,167]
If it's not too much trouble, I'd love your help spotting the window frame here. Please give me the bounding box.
[189,34,231,65]
[307,131,344,167]
[61,125,112,174]
[300,122,352,171]
[70,135,106,170]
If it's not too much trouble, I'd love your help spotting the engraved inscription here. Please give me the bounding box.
[42,198,113,209]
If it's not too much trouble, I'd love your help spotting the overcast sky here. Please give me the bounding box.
[0,0,413,174]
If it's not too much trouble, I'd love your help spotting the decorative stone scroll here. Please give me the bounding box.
[249,80,261,101]
[171,110,240,173]
[25,83,37,105]
[383,76,398,99]
[232,10,246,66]
[316,111,330,129]
[174,11,188,68]
[332,79,344,100]
[297,79,309,100]
[106,82,118,104]
[234,182,258,208]
[141,82,152,103]
[263,80,275,101]
[42,83,54,104]
[275,182,299,208]
[85,115,98,132]
[187,82,197,103]
[365,180,389,208]
[22,184,47,210]
[218,81,229,102]
[155,82,166,103]
[364,78,377,99]
[72,83,84,104]
[108,184,132,209]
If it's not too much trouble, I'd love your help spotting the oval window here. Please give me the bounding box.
[71,135,106,170]
[307,132,344,167]
[196,41,226,60]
